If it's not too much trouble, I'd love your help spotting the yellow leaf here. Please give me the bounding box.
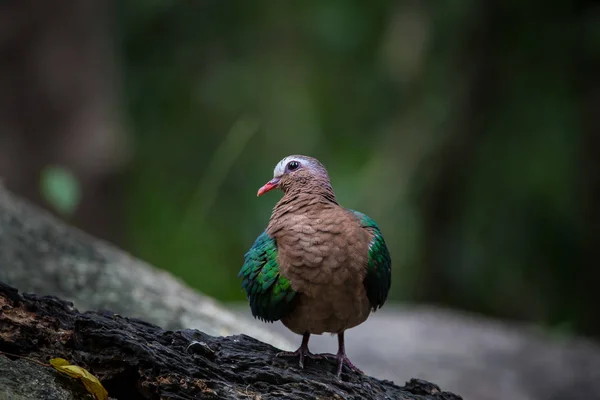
[50,358,109,400]
[49,358,70,367]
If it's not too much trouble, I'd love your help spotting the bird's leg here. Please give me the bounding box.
[275,332,322,368]
[335,331,363,378]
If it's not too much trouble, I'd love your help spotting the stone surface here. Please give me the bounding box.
[0,185,292,350]
[0,357,91,400]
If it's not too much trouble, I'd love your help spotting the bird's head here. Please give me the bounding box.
[257,155,333,198]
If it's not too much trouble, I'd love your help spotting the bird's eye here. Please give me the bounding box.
[287,161,300,171]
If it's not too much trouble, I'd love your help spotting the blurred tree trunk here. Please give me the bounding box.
[0,0,129,244]
[418,0,600,338]
[577,0,600,336]
[415,2,497,305]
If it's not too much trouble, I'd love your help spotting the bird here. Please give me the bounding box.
[238,155,391,378]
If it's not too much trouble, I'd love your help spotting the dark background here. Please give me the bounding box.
[1,0,599,340]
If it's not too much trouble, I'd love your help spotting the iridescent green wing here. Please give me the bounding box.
[348,209,392,311]
[238,231,297,322]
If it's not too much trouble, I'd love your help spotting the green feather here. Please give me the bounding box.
[348,209,392,311]
[238,231,297,322]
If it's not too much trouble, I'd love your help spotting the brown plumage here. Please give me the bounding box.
[241,154,392,378]
[268,188,372,336]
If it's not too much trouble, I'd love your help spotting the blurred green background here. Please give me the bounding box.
[2,1,600,339]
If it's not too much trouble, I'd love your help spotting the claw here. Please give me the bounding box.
[335,354,363,378]
[276,332,364,378]
[276,348,323,369]
[275,332,317,369]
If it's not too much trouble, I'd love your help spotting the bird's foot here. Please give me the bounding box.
[336,353,363,378]
[276,347,323,369]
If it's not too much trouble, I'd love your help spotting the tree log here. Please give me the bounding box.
[0,281,462,400]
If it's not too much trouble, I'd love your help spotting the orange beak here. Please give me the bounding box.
[257,177,280,197]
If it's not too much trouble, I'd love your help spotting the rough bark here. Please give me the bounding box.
[0,281,462,400]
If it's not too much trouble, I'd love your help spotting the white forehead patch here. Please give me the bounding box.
[273,156,293,177]
[273,155,311,178]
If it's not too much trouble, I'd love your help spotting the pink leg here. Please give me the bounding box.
[335,331,363,378]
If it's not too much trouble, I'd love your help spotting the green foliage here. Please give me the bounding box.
[40,166,81,216]
[238,231,296,322]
